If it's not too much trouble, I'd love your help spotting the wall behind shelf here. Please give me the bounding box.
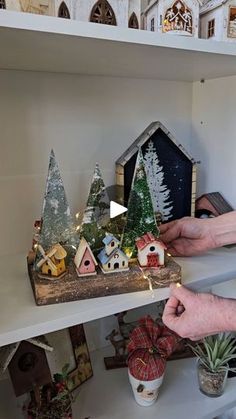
[0,69,192,256]
[191,75,236,208]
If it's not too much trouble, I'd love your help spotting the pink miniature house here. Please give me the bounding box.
[135,233,167,268]
[74,238,98,277]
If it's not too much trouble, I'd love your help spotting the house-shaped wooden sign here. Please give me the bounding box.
[116,122,197,222]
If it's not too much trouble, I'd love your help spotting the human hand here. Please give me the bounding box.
[162,283,227,340]
[159,217,217,256]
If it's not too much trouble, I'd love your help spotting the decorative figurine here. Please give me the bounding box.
[195,192,233,218]
[74,237,98,277]
[127,316,178,407]
[79,162,110,253]
[121,149,159,258]
[37,244,67,279]
[136,232,166,268]
[98,233,129,273]
[35,149,78,266]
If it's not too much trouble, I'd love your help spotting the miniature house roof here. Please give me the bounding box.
[0,336,53,373]
[116,121,197,167]
[136,232,167,251]
[98,247,129,265]
[102,233,120,246]
[143,0,202,15]
[200,0,227,14]
[74,238,98,268]
[53,243,67,260]
[196,192,233,214]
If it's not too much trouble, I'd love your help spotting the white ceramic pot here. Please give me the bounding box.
[128,368,164,407]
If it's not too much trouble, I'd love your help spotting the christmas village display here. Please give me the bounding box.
[28,139,182,306]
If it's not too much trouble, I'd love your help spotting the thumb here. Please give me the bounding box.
[170,283,195,305]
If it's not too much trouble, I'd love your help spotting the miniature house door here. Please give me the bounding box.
[147,254,159,267]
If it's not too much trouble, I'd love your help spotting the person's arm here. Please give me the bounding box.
[159,211,236,256]
[162,283,236,340]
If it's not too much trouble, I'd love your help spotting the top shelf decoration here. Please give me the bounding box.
[28,138,182,306]
[1,0,235,43]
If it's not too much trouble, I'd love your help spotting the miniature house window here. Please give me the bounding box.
[228,7,236,37]
[58,2,70,19]
[129,12,139,29]
[111,241,115,247]
[208,19,215,38]
[150,17,155,31]
[163,1,193,34]
[160,15,163,26]
[108,263,111,268]
[122,261,125,266]
[90,0,117,26]
[114,253,119,258]
[0,0,6,9]
[150,246,155,252]
[84,260,90,266]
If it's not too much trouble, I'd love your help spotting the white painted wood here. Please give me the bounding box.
[1,11,236,80]
[0,247,236,347]
[73,346,236,419]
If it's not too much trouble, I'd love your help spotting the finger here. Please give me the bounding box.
[160,222,181,244]
[162,296,180,329]
[159,220,177,234]
[169,283,196,306]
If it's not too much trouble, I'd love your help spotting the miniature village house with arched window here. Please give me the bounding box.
[1,1,141,30]
[136,232,166,268]
[98,233,129,274]
[142,0,201,37]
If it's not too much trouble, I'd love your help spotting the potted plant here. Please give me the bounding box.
[190,333,236,398]
[127,316,178,406]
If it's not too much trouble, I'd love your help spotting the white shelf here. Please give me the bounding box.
[1,11,236,81]
[75,346,236,419]
[0,247,236,347]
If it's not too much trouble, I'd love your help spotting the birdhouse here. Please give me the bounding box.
[74,238,98,277]
[0,336,53,397]
[37,243,67,278]
[136,232,167,268]
[116,121,197,222]
[98,233,129,274]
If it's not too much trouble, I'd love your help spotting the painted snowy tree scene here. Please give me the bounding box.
[122,150,160,257]
[144,141,173,222]
[28,148,181,306]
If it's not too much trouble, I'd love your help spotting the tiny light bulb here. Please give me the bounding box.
[167,252,171,257]
[176,282,182,288]
[76,226,80,231]
[34,244,38,250]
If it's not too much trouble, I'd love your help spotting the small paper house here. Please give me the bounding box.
[0,336,53,397]
[37,243,67,277]
[98,233,129,274]
[74,238,98,277]
[136,232,167,268]
[116,121,197,222]
[195,192,233,218]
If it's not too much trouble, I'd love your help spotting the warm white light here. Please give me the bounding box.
[76,212,80,219]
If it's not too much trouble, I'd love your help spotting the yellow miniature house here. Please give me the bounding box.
[38,244,67,278]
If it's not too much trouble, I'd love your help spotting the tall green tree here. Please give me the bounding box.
[80,163,110,253]
[36,150,78,266]
[122,149,159,257]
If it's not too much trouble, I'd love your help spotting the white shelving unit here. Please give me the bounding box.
[75,347,236,419]
[1,10,236,419]
[1,10,236,81]
[1,247,236,347]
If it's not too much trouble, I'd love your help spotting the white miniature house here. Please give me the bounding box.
[136,232,166,267]
[200,0,236,41]
[97,233,129,273]
[142,0,201,37]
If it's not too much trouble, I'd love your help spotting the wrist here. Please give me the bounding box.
[207,212,236,248]
[219,297,236,332]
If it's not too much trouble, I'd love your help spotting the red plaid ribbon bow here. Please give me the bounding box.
[127,316,178,381]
